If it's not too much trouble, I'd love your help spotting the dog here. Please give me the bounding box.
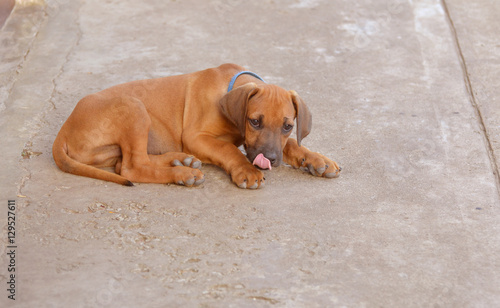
[52,63,341,189]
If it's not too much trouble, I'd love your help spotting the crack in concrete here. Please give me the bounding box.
[17,162,32,197]
[1,5,46,113]
[17,2,84,197]
[1,5,48,197]
[441,0,500,198]
[46,3,83,111]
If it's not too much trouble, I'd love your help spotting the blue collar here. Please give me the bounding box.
[227,71,265,92]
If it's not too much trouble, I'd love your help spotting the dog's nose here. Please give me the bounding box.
[266,153,279,166]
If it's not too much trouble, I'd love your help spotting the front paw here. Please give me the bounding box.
[230,164,265,189]
[297,152,341,178]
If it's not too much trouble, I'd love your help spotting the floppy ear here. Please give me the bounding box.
[290,90,312,147]
[219,82,259,137]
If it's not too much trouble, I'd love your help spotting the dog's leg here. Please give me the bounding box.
[119,147,204,186]
[119,143,205,186]
[114,153,204,186]
[108,98,204,186]
[283,138,341,178]
[121,164,204,186]
[184,135,265,189]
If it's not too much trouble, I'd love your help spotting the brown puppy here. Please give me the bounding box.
[52,63,341,189]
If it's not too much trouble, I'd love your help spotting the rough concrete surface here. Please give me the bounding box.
[1,0,500,307]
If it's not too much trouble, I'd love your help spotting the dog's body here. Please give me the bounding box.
[53,63,341,189]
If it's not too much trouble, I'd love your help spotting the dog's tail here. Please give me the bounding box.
[52,134,134,186]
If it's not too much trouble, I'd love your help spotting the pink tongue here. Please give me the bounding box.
[252,153,272,170]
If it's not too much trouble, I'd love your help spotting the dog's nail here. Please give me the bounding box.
[173,159,183,166]
[325,172,340,178]
[339,166,342,172]
[192,161,202,169]
[307,164,317,176]
[183,157,193,166]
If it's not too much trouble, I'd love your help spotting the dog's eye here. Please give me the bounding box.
[283,123,294,133]
[249,118,261,128]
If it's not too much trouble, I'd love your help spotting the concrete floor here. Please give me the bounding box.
[1,0,500,307]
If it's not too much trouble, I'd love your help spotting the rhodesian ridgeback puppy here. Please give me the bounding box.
[52,63,341,189]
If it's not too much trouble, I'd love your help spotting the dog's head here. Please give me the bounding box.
[220,82,312,167]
